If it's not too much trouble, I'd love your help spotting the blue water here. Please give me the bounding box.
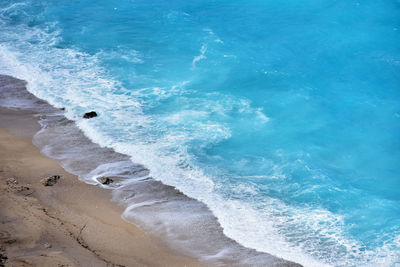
[1,0,399,265]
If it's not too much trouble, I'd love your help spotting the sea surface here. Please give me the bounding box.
[0,0,399,266]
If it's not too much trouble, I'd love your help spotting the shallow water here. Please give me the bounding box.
[0,1,399,266]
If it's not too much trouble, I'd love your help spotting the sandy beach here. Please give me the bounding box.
[1,0,398,264]
[0,74,304,267]
[0,107,201,266]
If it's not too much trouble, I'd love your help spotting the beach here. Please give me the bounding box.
[1,1,398,265]
[0,75,303,266]
[0,107,202,266]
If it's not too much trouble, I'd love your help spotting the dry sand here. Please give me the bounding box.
[0,107,201,266]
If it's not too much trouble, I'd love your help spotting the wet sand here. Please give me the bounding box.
[0,106,201,266]
[0,74,302,267]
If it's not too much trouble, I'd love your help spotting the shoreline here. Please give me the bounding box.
[0,107,202,266]
[0,74,301,266]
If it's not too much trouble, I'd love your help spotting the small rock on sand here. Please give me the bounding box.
[83,111,97,119]
[97,177,114,185]
[0,255,7,266]
[6,178,18,187]
[43,243,52,249]
[41,175,61,186]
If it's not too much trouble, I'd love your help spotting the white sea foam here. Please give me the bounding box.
[192,44,207,69]
[1,3,399,266]
[96,47,144,64]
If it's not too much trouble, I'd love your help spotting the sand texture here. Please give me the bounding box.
[0,108,201,267]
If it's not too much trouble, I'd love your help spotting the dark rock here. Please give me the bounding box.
[41,175,61,186]
[60,107,65,111]
[98,177,114,185]
[83,111,97,119]
[0,253,7,266]
[6,177,18,187]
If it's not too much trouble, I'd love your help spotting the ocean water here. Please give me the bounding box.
[0,0,399,266]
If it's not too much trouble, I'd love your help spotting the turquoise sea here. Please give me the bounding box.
[0,0,399,266]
